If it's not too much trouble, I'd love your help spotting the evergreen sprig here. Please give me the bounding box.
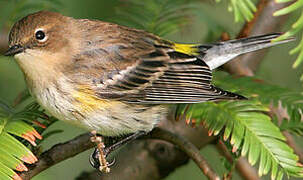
[178,100,303,179]
[113,0,201,37]
[214,73,303,129]
[273,0,303,78]
[0,99,46,180]
[216,0,257,22]
[177,73,303,179]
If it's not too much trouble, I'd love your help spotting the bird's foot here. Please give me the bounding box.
[90,147,116,171]
[90,130,111,173]
[89,131,146,172]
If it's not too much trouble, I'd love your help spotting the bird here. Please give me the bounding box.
[4,11,294,172]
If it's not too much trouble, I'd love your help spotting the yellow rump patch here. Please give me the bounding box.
[173,43,199,55]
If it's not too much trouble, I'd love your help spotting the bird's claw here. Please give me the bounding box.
[89,131,145,173]
[89,147,116,172]
[90,131,112,173]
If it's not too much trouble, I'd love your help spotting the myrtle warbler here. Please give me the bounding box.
[4,11,293,172]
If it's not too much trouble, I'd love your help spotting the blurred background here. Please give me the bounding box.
[0,0,302,179]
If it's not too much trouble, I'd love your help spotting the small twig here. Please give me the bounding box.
[150,128,220,180]
[216,140,260,180]
[283,132,303,164]
[20,133,95,180]
[237,0,267,39]
[270,102,303,164]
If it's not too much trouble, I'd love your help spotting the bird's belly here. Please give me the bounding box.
[33,85,168,136]
[80,103,168,136]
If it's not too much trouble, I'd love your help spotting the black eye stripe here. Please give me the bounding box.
[35,30,46,41]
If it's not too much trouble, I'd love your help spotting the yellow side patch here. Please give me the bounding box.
[173,43,199,55]
[72,86,109,112]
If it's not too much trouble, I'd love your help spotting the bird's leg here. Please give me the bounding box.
[90,130,110,173]
[90,131,146,171]
[104,131,146,156]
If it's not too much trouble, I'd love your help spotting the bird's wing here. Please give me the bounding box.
[112,49,244,104]
[72,20,244,103]
[91,41,243,103]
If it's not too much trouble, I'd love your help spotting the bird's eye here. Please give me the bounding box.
[35,29,47,42]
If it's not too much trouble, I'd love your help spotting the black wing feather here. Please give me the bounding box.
[101,50,245,104]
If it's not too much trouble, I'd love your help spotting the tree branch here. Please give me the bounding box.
[149,128,220,180]
[78,112,217,180]
[21,109,216,180]
[20,133,95,180]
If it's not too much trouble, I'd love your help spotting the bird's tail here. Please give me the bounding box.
[199,33,295,70]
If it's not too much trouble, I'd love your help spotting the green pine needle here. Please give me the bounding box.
[0,99,47,180]
[214,74,303,132]
[178,100,303,179]
[274,1,303,69]
[113,0,201,37]
[217,0,257,22]
[176,73,303,179]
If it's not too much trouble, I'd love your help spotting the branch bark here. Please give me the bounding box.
[20,133,95,180]
[76,116,217,180]
[283,132,303,164]
[270,102,303,164]
[20,110,216,180]
[150,128,220,180]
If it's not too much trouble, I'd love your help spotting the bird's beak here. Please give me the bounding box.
[4,45,24,56]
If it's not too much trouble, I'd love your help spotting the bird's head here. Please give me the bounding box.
[4,11,78,82]
[5,11,74,56]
